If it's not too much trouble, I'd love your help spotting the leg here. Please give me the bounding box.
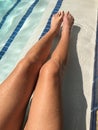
[24,59,62,130]
[0,11,64,130]
[51,11,74,67]
[24,12,74,130]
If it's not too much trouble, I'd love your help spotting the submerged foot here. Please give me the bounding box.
[50,11,64,35]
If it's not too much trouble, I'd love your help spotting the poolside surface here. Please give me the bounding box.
[60,0,97,130]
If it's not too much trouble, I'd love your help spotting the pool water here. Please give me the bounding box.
[0,0,56,82]
[0,0,48,82]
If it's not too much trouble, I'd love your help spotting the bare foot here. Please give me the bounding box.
[50,11,64,35]
[62,11,74,33]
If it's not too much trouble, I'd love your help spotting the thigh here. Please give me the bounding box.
[0,58,39,130]
[24,59,62,130]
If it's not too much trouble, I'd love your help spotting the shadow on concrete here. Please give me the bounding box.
[60,25,87,130]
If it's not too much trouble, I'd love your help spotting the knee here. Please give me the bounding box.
[17,58,29,69]
[40,59,61,77]
[15,57,34,74]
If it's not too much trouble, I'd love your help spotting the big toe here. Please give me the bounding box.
[54,11,64,18]
[60,11,64,18]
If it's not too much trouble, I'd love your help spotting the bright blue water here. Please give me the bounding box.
[0,0,63,82]
[0,0,49,82]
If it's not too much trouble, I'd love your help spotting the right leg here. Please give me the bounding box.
[24,59,62,130]
[0,11,64,130]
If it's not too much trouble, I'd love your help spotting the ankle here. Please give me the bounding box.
[62,24,72,32]
[49,29,57,37]
[61,28,70,39]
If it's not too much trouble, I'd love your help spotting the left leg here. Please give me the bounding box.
[0,11,64,130]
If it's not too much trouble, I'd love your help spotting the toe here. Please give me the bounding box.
[59,11,64,20]
[61,11,64,17]
[53,11,64,18]
[57,11,61,16]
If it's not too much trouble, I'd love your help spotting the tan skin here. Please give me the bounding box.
[0,11,74,130]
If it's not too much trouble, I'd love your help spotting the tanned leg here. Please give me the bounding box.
[0,11,64,130]
[24,12,74,130]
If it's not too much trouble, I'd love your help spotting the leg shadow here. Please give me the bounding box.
[61,25,87,130]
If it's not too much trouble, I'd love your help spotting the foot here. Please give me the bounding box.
[62,11,74,33]
[50,11,64,35]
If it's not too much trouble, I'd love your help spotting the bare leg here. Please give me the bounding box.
[0,12,64,130]
[51,11,74,67]
[24,12,74,130]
